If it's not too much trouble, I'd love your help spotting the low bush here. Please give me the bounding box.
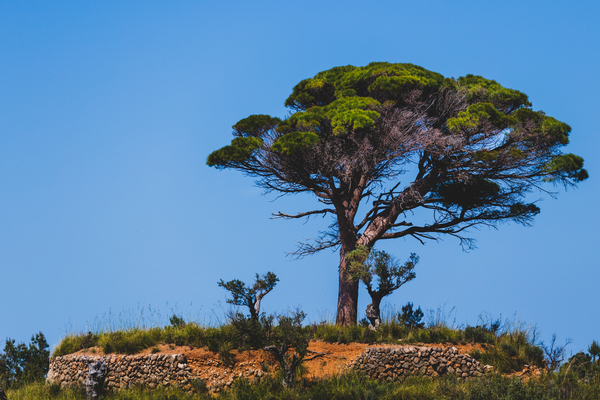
[204,327,225,353]
[228,312,274,350]
[463,325,495,344]
[218,342,235,367]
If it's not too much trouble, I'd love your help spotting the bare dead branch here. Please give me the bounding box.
[272,209,336,220]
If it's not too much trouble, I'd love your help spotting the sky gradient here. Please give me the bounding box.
[1,0,598,356]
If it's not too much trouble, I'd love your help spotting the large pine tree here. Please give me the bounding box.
[208,62,587,325]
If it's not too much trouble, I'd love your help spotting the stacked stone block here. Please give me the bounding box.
[352,346,486,380]
[47,354,197,392]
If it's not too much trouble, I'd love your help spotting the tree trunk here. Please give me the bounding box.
[336,241,359,326]
[366,294,383,330]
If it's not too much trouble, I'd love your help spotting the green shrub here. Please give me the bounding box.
[218,342,235,367]
[205,328,223,352]
[172,329,187,346]
[525,345,544,366]
[228,312,274,349]
[362,327,375,343]
[463,326,495,344]
[190,378,208,394]
[180,323,206,348]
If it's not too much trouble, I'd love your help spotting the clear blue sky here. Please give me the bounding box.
[1,0,598,356]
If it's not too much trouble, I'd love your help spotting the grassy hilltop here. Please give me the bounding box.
[3,305,600,400]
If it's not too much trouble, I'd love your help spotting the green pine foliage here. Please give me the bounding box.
[206,137,263,168]
[0,332,49,389]
[543,154,588,182]
[588,340,600,362]
[399,302,425,329]
[270,131,320,155]
[209,61,588,184]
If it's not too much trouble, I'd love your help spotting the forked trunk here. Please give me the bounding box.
[336,240,359,326]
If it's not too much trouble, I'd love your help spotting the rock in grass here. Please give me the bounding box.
[86,357,107,400]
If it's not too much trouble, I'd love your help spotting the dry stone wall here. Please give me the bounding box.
[48,354,199,393]
[352,346,487,380]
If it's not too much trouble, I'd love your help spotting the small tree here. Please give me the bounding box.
[347,246,418,330]
[542,333,572,371]
[588,340,600,363]
[263,310,308,388]
[399,302,424,329]
[218,272,279,321]
[169,314,186,328]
